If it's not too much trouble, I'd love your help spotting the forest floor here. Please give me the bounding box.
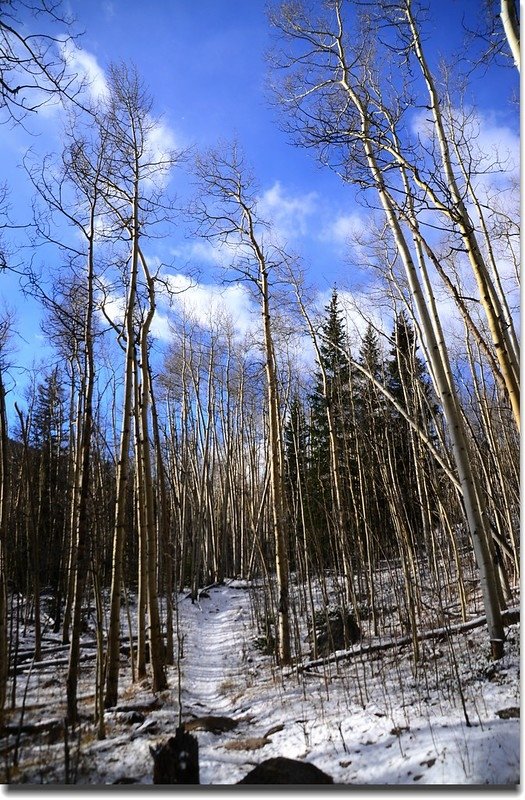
[0,579,520,788]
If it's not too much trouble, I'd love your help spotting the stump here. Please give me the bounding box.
[311,606,361,655]
[151,726,199,784]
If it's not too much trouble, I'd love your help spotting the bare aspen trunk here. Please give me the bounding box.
[376,190,504,654]
[403,0,520,430]
[62,382,82,646]
[138,317,168,692]
[272,1,514,651]
[261,267,291,665]
[66,204,96,724]
[0,370,8,722]
[330,7,505,653]
[500,0,520,70]
[150,364,174,665]
[104,176,139,708]
[191,146,292,664]
[99,63,181,701]
[134,364,148,680]
[15,407,41,662]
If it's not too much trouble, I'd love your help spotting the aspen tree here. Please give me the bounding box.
[500,0,520,70]
[271,1,507,654]
[400,0,519,430]
[22,114,113,720]
[192,145,292,664]
[101,65,178,705]
[0,366,8,721]
[0,0,79,122]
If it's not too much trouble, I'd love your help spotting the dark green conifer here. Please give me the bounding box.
[308,288,354,563]
[386,312,436,543]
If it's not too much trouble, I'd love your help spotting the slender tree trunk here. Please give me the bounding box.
[260,266,291,665]
[104,179,139,709]
[66,208,97,724]
[328,11,506,652]
[134,363,148,680]
[150,374,174,666]
[0,370,8,723]
[403,0,520,430]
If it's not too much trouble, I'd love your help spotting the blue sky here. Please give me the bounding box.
[0,0,519,411]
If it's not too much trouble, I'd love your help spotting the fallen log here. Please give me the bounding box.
[1,719,63,738]
[297,606,520,673]
[184,715,238,734]
[9,652,96,677]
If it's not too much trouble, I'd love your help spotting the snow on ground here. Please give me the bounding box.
[0,580,520,791]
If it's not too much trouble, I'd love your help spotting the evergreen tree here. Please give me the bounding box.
[32,368,69,592]
[31,368,68,452]
[388,313,429,413]
[386,312,436,543]
[308,288,354,564]
[310,288,351,474]
[353,323,395,553]
[284,393,308,508]
[355,323,385,422]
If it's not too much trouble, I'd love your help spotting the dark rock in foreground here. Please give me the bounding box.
[238,756,334,784]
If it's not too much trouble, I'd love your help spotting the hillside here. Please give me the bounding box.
[1,580,519,786]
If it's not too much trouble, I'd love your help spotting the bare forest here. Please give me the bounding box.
[0,0,520,787]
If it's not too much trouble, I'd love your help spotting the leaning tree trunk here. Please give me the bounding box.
[134,359,148,681]
[404,0,520,430]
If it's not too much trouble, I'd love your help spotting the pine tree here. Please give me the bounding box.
[310,289,351,477]
[353,323,394,553]
[284,393,308,516]
[355,323,384,422]
[31,369,69,593]
[308,288,354,567]
[386,312,436,544]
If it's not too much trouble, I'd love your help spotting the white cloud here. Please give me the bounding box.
[150,310,172,341]
[97,272,175,343]
[166,274,258,337]
[59,44,180,187]
[257,181,317,242]
[98,284,125,328]
[144,121,178,162]
[184,241,226,267]
[142,119,182,188]
[102,2,116,21]
[476,117,519,177]
[319,212,367,245]
[60,41,109,101]
[411,107,519,192]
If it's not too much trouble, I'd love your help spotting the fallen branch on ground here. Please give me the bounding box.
[295,606,520,673]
